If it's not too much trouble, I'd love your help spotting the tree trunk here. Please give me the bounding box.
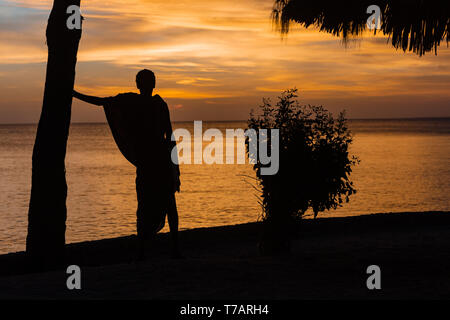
[27,0,82,267]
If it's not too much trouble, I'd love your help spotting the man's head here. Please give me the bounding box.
[136,69,156,93]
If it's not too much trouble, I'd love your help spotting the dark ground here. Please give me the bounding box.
[0,211,449,299]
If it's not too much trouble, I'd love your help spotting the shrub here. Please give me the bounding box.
[247,88,359,254]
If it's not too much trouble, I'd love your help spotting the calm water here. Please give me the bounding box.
[0,119,449,254]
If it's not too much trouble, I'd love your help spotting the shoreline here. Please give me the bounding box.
[1,211,450,299]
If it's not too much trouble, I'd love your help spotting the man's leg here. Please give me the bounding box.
[136,168,159,260]
[136,168,147,260]
[167,193,181,258]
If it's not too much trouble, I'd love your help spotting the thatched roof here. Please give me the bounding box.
[273,0,450,56]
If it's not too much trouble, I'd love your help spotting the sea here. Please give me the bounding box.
[0,118,449,254]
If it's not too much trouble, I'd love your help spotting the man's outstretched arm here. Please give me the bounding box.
[73,90,109,106]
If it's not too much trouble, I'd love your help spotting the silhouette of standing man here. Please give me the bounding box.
[73,69,181,260]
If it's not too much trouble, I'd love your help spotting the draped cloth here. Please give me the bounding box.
[103,93,179,236]
[103,93,141,167]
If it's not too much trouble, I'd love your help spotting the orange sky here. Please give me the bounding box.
[1,0,449,123]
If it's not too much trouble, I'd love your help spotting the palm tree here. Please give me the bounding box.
[27,0,82,266]
[273,0,450,56]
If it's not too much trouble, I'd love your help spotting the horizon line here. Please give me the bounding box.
[1,116,450,126]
